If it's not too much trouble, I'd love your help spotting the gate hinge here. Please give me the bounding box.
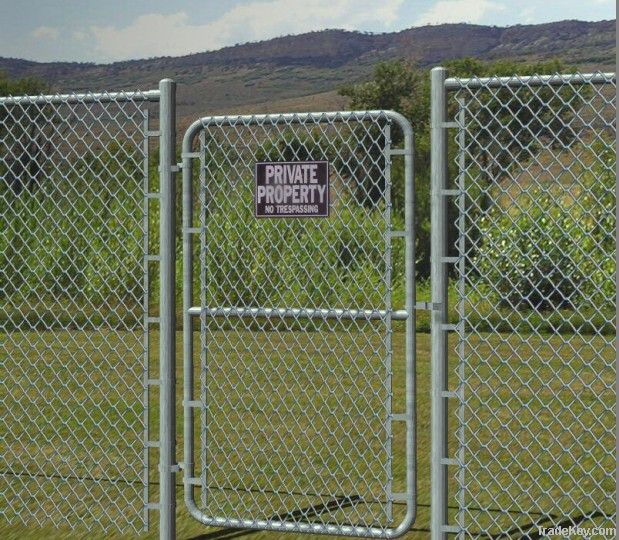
[185,477,202,486]
[415,301,440,311]
[387,148,412,156]
[157,164,181,173]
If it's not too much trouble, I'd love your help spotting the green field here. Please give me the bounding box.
[0,327,614,540]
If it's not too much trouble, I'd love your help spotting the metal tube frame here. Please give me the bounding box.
[159,79,177,540]
[0,90,160,105]
[430,67,449,540]
[181,110,416,538]
[443,71,615,89]
[187,306,410,320]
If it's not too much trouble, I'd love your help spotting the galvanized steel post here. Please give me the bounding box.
[430,66,449,540]
[159,78,177,540]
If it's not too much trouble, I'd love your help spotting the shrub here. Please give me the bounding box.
[475,143,615,311]
[201,187,406,311]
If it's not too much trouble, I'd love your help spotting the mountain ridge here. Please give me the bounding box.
[0,19,614,119]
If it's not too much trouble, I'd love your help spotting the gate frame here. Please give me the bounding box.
[180,110,417,538]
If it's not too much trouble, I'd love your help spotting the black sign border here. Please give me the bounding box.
[254,160,330,219]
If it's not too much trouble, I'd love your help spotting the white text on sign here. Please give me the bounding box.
[255,161,329,218]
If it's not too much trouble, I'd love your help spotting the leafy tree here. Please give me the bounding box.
[339,57,582,278]
[0,72,50,194]
[0,72,47,96]
[475,143,615,311]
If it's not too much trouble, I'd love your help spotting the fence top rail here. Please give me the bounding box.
[0,89,160,105]
[444,71,615,90]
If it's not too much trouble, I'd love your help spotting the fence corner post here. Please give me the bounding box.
[430,66,449,540]
[159,77,177,540]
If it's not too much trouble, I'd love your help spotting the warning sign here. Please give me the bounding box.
[255,161,329,218]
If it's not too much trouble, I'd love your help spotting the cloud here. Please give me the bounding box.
[31,26,60,40]
[415,0,505,25]
[89,0,404,61]
[520,6,536,24]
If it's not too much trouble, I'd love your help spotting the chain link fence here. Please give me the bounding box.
[0,90,159,533]
[446,72,616,538]
[181,111,416,537]
[1,72,616,540]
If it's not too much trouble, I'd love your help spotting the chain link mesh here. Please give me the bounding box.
[186,111,415,536]
[0,91,156,533]
[450,73,616,538]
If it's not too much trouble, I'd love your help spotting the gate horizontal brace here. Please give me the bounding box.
[146,503,160,511]
[441,189,461,196]
[184,477,202,486]
[440,121,458,128]
[146,317,160,325]
[390,492,410,502]
[441,525,460,534]
[386,148,412,156]
[181,152,201,159]
[145,255,161,262]
[184,400,203,408]
[157,165,180,173]
[387,230,408,238]
[146,130,160,137]
[440,457,459,466]
[391,413,409,422]
[146,441,160,448]
[440,256,460,264]
[146,193,161,199]
[440,323,460,332]
[441,390,462,399]
[188,306,409,321]
[183,227,201,234]
[147,378,161,386]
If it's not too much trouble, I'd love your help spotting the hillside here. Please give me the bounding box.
[0,19,614,121]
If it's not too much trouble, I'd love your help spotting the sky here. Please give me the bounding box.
[0,0,615,64]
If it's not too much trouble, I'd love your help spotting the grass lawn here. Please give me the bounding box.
[0,329,614,539]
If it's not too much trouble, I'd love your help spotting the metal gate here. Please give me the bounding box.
[181,111,416,537]
[430,69,616,539]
